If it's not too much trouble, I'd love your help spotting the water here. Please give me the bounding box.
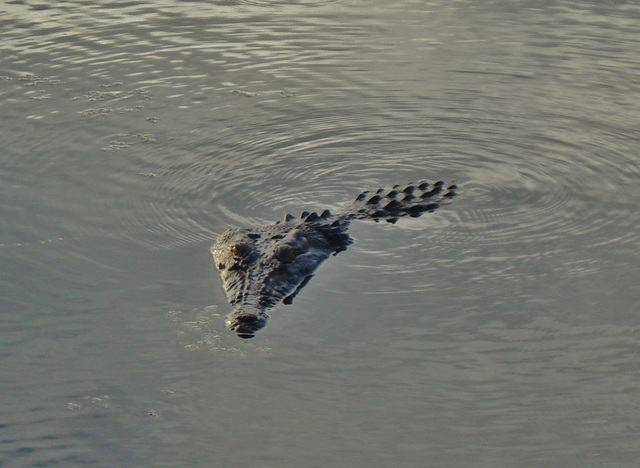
[2,0,640,466]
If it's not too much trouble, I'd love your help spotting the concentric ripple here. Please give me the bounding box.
[3,1,640,466]
[1,0,639,264]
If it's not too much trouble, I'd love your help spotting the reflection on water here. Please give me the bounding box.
[2,0,640,466]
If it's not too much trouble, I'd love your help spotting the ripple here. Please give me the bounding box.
[445,155,640,256]
[1,0,639,263]
[114,103,640,257]
[3,3,640,465]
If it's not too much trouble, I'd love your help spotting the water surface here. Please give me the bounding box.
[2,0,640,466]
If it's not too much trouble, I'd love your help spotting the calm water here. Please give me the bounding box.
[2,0,640,466]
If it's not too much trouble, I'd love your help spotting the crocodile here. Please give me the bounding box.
[212,180,457,338]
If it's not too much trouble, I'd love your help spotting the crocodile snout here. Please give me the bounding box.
[226,311,268,339]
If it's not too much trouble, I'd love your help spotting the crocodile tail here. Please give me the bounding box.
[342,180,457,223]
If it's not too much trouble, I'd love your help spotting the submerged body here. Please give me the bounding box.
[212,180,457,338]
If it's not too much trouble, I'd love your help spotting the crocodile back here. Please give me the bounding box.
[337,180,457,224]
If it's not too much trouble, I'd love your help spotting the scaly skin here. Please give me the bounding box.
[212,180,457,338]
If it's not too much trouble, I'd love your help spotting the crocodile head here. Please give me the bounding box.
[212,219,350,338]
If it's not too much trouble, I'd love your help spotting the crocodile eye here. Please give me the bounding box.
[275,245,297,264]
[230,242,251,259]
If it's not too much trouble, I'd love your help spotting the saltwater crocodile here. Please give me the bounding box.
[212,180,457,338]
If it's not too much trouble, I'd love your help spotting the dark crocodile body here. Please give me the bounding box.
[212,180,457,338]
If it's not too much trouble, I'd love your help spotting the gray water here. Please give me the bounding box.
[2,0,640,466]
